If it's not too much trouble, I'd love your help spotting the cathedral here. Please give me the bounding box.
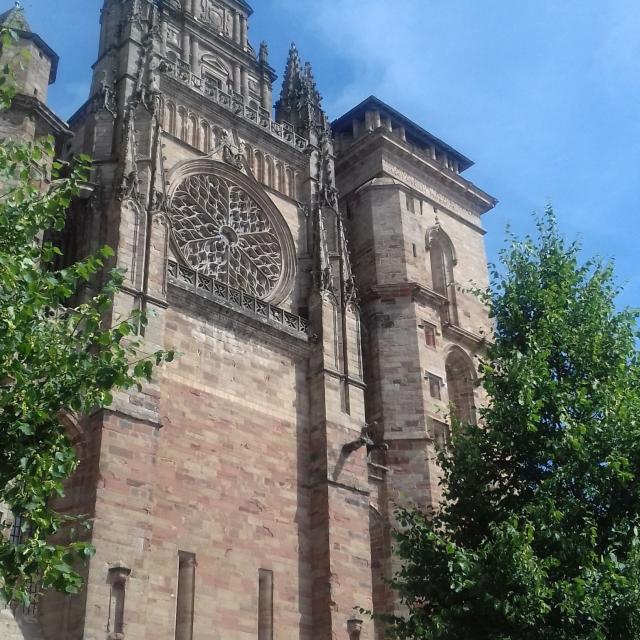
[0,1,496,639]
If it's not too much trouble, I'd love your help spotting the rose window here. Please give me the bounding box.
[169,173,286,301]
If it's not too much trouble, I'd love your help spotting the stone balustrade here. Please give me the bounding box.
[167,260,311,340]
[159,58,309,152]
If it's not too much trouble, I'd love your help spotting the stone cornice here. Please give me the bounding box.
[442,321,489,349]
[12,94,71,138]
[336,129,497,215]
[363,282,448,307]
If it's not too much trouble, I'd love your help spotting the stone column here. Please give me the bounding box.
[233,63,242,95]
[189,0,197,17]
[365,111,374,132]
[191,37,199,74]
[241,67,249,100]
[233,11,241,43]
[182,30,191,65]
[240,15,248,49]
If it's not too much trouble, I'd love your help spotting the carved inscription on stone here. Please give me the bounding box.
[382,160,482,221]
[169,173,284,300]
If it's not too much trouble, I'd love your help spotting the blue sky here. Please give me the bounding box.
[17,0,640,308]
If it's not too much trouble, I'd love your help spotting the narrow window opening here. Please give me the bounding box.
[258,569,274,640]
[107,565,131,639]
[175,552,196,640]
[427,373,443,400]
[429,420,450,450]
[405,193,415,213]
[412,243,417,258]
[424,323,437,348]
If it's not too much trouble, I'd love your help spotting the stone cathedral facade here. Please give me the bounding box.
[0,1,497,639]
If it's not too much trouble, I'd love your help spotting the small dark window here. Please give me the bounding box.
[175,552,196,640]
[430,420,450,450]
[427,373,442,400]
[406,193,415,213]
[412,243,417,257]
[424,324,437,348]
[258,569,274,640]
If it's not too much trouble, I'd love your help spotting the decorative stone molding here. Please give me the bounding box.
[167,260,310,340]
[159,57,309,152]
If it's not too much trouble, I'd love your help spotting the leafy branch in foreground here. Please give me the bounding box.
[383,210,640,640]
[0,32,173,604]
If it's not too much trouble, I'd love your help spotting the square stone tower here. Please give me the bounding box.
[333,97,496,633]
[0,3,497,640]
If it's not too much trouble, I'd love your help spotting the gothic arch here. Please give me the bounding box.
[426,225,459,325]
[177,106,187,141]
[254,150,265,183]
[445,346,477,426]
[275,162,284,193]
[200,120,211,152]
[285,166,294,198]
[244,143,254,169]
[164,101,176,136]
[265,155,274,188]
[188,113,198,148]
[59,410,88,460]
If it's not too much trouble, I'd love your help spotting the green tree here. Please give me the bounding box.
[0,29,173,604]
[386,211,640,640]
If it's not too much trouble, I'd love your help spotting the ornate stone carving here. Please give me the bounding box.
[168,168,294,303]
[200,0,225,31]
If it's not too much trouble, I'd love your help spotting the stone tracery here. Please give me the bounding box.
[169,173,285,301]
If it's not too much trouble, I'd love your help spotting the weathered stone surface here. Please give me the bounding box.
[0,4,496,640]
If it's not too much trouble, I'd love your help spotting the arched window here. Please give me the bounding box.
[188,114,198,148]
[265,156,274,188]
[445,348,477,426]
[164,102,176,136]
[277,163,287,193]
[178,107,187,141]
[284,166,294,198]
[200,121,211,152]
[427,225,459,325]
[244,144,253,169]
[255,151,265,183]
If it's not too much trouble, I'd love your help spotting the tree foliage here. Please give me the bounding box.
[0,28,173,604]
[387,211,640,640]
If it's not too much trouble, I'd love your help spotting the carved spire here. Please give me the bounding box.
[275,43,325,134]
[277,43,302,113]
[302,61,321,108]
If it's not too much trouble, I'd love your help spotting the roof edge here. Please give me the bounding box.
[332,95,474,172]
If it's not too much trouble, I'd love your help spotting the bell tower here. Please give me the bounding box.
[44,0,376,638]
[0,3,69,147]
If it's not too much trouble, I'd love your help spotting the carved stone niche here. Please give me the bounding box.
[107,564,131,640]
[166,158,296,306]
[347,614,364,640]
